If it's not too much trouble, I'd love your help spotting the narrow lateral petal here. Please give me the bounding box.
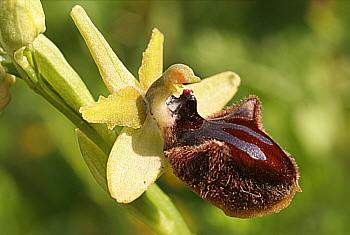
[80,87,146,129]
[107,116,169,203]
[188,71,241,117]
[139,28,164,90]
[71,5,142,93]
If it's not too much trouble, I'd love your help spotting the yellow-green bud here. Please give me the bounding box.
[0,64,15,112]
[0,0,46,51]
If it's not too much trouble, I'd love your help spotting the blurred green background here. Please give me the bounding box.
[1,1,350,234]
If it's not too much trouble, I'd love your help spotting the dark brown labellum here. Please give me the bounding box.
[163,89,301,218]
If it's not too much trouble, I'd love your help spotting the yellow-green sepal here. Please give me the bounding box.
[107,116,169,203]
[80,87,146,129]
[71,5,142,94]
[188,71,241,117]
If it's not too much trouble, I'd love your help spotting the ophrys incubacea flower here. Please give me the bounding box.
[71,5,240,204]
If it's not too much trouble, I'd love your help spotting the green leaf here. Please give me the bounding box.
[33,34,95,111]
[76,128,108,192]
[80,87,146,129]
[71,5,142,94]
[139,28,164,90]
[188,71,241,117]
[107,116,169,203]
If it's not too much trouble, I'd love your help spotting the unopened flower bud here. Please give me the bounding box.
[0,0,45,51]
[0,64,15,112]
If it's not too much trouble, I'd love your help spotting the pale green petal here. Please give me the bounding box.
[76,129,108,192]
[188,71,241,117]
[80,87,146,129]
[71,5,142,94]
[139,28,164,90]
[107,116,169,203]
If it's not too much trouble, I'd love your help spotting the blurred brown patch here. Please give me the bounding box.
[20,122,54,159]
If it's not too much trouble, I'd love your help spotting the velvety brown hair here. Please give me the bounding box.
[162,90,301,218]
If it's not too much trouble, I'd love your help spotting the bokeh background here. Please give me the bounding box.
[1,1,350,234]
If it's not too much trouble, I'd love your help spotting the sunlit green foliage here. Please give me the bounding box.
[1,1,349,234]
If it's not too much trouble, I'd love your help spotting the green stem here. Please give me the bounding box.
[0,40,36,90]
[35,76,113,154]
[0,60,20,77]
[125,184,193,235]
[3,48,116,154]
[5,48,113,153]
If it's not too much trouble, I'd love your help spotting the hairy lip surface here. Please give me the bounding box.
[160,90,301,218]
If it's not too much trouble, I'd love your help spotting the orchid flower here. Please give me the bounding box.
[71,5,240,204]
